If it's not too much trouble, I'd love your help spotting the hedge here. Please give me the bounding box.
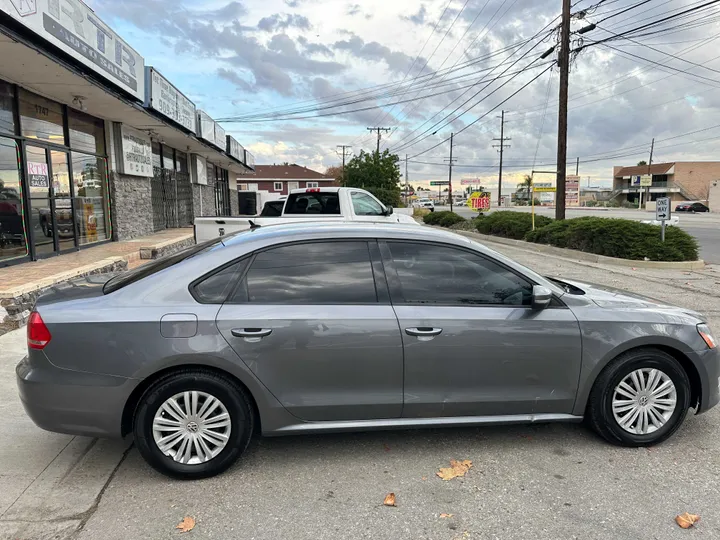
[475,211,553,240]
[423,211,461,226]
[524,217,698,261]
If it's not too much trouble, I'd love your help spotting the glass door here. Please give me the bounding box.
[26,145,76,256]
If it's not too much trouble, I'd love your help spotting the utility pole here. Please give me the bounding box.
[492,110,511,207]
[576,157,579,176]
[405,154,409,206]
[555,0,571,220]
[644,137,654,209]
[336,145,352,185]
[444,133,457,212]
[367,127,391,156]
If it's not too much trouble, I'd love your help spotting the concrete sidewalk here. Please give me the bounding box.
[0,329,130,540]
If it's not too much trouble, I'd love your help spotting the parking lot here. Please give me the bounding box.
[3,241,720,540]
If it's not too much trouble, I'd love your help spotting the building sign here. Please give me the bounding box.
[196,110,225,150]
[0,0,145,100]
[226,136,245,163]
[27,161,49,187]
[467,191,491,211]
[115,124,152,177]
[191,154,207,185]
[640,174,652,187]
[145,67,196,133]
[244,149,255,170]
[533,186,556,192]
[460,179,479,185]
[214,123,226,151]
[566,175,580,207]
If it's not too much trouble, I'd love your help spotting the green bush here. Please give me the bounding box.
[585,200,597,207]
[439,212,466,228]
[422,211,445,225]
[525,217,698,261]
[621,200,636,209]
[475,211,553,240]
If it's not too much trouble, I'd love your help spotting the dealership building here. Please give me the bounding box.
[0,0,255,267]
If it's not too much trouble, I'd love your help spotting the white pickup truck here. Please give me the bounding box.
[194,187,418,242]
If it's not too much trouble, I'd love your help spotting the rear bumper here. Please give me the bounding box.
[16,355,138,438]
[694,347,720,414]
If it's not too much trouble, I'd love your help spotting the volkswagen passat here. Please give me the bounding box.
[16,223,719,479]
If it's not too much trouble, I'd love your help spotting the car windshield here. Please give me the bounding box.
[103,236,228,294]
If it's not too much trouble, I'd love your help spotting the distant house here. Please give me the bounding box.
[612,162,720,205]
[239,164,335,195]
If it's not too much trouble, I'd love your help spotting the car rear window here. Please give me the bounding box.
[284,193,340,215]
[103,236,226,294]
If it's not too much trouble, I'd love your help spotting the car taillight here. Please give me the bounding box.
[305,188,320,192]
[27,311,51,350]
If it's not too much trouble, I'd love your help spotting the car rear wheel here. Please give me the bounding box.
[133,369,254,479]
[587,348,691,447]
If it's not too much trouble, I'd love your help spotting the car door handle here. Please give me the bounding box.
[405,327,443,337]
[231,328,272,338]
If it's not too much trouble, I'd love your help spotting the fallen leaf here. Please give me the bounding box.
[383,493,397,507]
[176,516,195,533]
[436,459,473,481]
[675,512,700,529]
[421,476,428,481]
[440,513,454,518]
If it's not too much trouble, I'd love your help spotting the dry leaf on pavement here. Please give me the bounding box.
[383,493,397,507]
[176,516,195,533]
[440,513,454,518]
[675,512,701,529]
[436,459,473,481]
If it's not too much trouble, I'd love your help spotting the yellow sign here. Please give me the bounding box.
[640,174,652,187]
[533,186,556,193]
[467,191,491,211]
[84,202,98,243]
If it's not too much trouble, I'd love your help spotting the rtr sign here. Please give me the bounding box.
[0,0,145,100]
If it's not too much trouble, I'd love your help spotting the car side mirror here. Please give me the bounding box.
[532,285,553,310]
[384,205,394,216]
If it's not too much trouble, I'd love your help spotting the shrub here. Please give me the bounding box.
[438,212,466,228]
[525,217,698,261]
[422,211,446,225]
[413,208,430,218]
[449,220,478,231]
[621,200,636,209]
[606,200,620,208]
[584,200,597,207]
[475,211,553,240]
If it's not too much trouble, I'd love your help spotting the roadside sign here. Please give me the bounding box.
[430,181,450,186]
[656,197,671,243]
[533,186,556,193]
[460,179,478,185]
[467,191,491,211]
[640,174,652,187]
[656,197,671,221]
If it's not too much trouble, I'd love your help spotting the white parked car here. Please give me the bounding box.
[195,187,418,242]
[414,199,435,211]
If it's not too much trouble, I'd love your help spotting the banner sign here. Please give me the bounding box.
[145,67,196,132]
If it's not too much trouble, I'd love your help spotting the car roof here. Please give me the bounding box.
[222,221,472,248]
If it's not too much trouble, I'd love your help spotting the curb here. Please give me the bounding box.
[450,229,706,270]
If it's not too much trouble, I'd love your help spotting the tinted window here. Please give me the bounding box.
[260,200,284,216]
[193,259,248,303]
[68,109,105,154]
[351,192,384,216]
[388,242,533,306]
[239,242,377,304]
[284,193,340,215]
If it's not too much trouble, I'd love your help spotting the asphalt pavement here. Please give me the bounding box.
[442,205,720,264]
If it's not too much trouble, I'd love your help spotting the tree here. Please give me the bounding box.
[637,160,647,166]
[324,165,343,185]
[416,185,424,192]
[343,149,402,206]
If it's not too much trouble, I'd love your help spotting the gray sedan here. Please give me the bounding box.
[16,223,720,479]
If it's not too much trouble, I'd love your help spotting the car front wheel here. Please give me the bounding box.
[587,348,691,447]
[133,369,254,479]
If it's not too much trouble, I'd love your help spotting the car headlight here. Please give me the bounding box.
[697,324,717,349]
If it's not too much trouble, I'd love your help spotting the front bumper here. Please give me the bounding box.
[694,347,720,414]
[16,354,138,438]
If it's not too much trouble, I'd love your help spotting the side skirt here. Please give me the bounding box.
[266,413,584,436]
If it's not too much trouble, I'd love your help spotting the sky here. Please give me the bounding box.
[85,0,720,191]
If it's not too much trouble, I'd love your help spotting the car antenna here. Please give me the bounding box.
[248,220,261,230]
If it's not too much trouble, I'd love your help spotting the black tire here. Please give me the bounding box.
[133,369,254,480]
[587,348,691,447]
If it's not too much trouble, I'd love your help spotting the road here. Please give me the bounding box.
[3,242,720,540]
[440,205,720,264]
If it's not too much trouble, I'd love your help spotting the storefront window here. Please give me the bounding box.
[19,89,64,144]
[69,109,105,154]
[152,141,162,169]
[214,165,231,217]
[71,153,109,245]
[0,137,27,261]
[162,145,174,170]
[0,83,15,136]
[175,150,188,173]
